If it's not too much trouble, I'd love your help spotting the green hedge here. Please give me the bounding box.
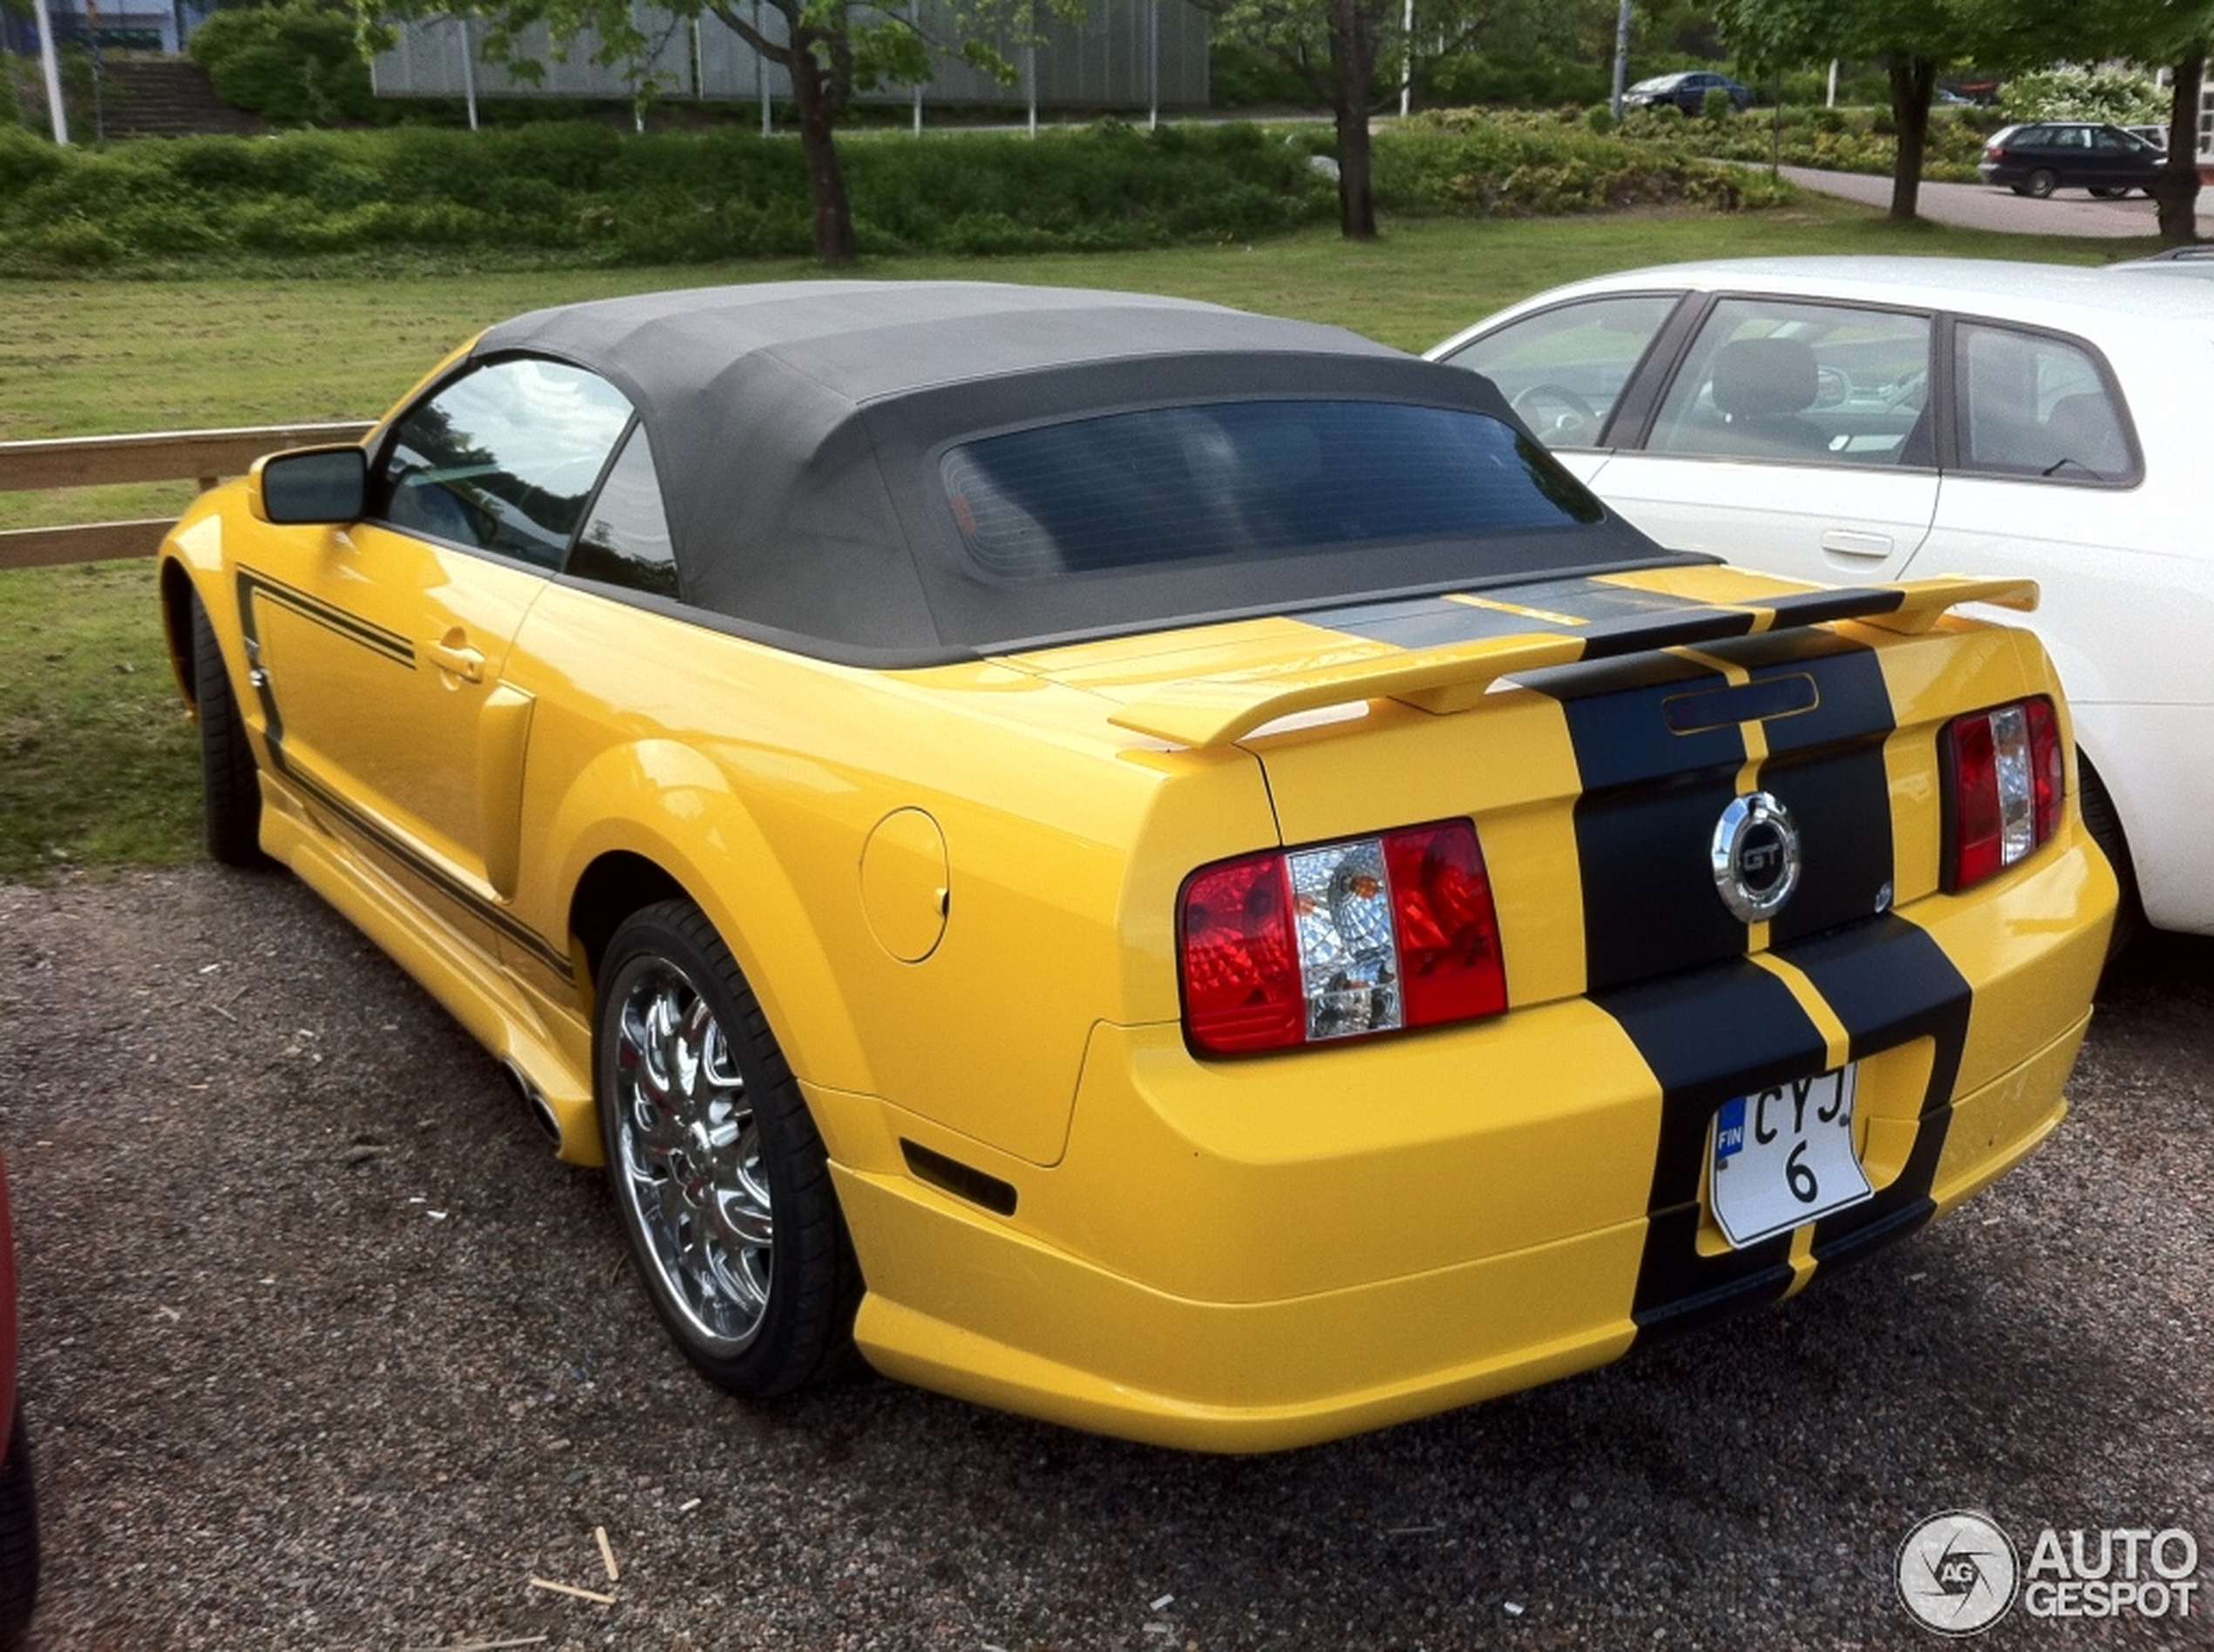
[1375,115,1790,214]
[0,115,1782,273]
[1523,100,2007,183]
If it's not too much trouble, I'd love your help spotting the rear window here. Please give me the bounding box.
[941,399,1603,580]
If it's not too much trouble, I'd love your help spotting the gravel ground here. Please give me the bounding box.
[1,864,2209,1651]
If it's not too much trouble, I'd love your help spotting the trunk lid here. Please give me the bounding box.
[1010,565,2037,998]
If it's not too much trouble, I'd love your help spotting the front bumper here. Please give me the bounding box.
[824,830,2112,1451]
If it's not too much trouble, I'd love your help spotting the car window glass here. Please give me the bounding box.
[942,399,1602,579]
[371,357,634,568]
[1646,297,1932,466]
[1438,294,1678,449]
[567,424,680,598]
[1954,323,2134,481]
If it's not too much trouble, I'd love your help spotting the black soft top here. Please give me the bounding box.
[475,282,1676,666]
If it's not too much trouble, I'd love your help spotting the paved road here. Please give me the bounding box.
[1780,165,2214,240]
[4,865,2212,1649]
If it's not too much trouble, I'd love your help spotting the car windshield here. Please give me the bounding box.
[941,399,1605,579]
[1629,76,1680,92]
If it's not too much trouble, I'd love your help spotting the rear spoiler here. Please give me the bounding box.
[1108,575,2037,750]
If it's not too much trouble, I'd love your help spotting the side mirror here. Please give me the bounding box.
[249,445,368,526]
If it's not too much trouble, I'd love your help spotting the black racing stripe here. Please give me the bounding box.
[1545,652,1736,788]
[1595,961,1827,1336]
[1539,652,1749,988]
[1760,587,1907,629]
[1575,607,1758,658]
[1307,583,1762,660]
[1577,778,1749,986]
[1748,636,1895,757]
[1763,743,1896,946]
[1778,914,1973,1271]
[1752,640,1898,947]
[1301,596,1575,648]
[1504,577,1720,622]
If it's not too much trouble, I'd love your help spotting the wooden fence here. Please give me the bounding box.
[0,422,375,571]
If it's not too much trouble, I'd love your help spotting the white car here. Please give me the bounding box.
[1430,255,2214,941]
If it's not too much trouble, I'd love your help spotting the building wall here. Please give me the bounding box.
[369,0,1208,111]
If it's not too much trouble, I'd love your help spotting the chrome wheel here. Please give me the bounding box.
[596,900,862,1397]
[610,961,774,1354]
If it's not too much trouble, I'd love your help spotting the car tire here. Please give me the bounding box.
[189,591,268,868]
[2025,168,2058,199]
[596,900,863,1398]
[2088,185,2129,199]
[0,1402,39,1652]
[2078,761,2143,960]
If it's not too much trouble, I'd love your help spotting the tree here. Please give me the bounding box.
[1961,0,2211,243]
[1198,0,1566,241]
[2151,44,2205,243]
[359,0,1063,263]
[1717,0,1979,222]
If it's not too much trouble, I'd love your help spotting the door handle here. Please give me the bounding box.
[429,637,486,683]
[1819,529,1895,560]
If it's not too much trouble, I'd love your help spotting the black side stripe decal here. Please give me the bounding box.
[237,569,415,670]
[229,568,573,982]
[282,762,574,979]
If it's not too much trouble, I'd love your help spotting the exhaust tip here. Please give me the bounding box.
[501,1062,565,1146]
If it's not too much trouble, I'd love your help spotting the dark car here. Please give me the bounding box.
[1978,121,2164,198]
[1623,71,1752,115]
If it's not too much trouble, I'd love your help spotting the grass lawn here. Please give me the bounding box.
[0,198,2163,880]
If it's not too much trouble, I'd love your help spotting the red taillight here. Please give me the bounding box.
[1942,697,2063,892]
[1178,819,1507,1057]
[1178,852,1304,1055]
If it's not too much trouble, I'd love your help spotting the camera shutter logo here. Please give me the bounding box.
[1898,1510,2021,1635]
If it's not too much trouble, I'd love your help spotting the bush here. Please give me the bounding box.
[1580,100,1998,183]
[0,127,65,195]
[189,1,379,126]
[1378,116,1769,217]
[1997,65,2166,127]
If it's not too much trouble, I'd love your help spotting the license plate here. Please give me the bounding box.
[1709,1064,1872,1248]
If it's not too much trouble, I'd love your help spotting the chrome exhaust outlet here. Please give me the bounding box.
[500,1062,565,1146]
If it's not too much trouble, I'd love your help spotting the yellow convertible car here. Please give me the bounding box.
[159,283,2113,1451]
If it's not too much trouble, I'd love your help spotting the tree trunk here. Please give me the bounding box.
[2153,47,2205,247]
[1328,0,1377,240]
[786,26,859,265]
[1885,52,1936,224]
[710,0,858,265]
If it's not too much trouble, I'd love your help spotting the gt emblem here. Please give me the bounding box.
[1711,792,1801,923]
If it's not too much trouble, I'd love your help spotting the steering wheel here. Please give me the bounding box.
[1510,384,1601,446]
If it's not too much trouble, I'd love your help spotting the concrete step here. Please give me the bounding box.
[94,58,265,139]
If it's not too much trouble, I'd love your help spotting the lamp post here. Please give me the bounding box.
[1608,0,1630,121]
[35,0,71,145]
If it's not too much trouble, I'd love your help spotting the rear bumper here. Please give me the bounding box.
[826,833,2112,1451]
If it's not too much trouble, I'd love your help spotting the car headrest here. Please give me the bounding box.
[1713,337,1819,419]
